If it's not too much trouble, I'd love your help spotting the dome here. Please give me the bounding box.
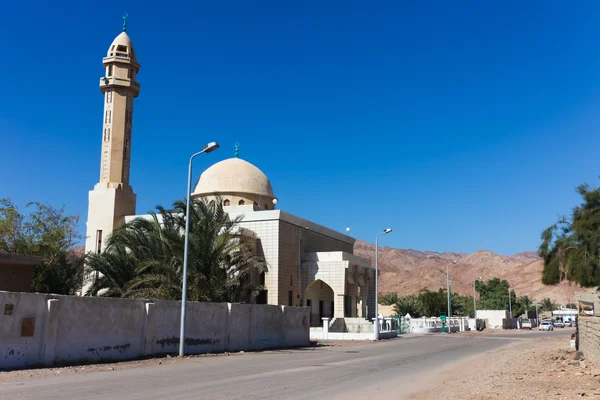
[193,158,275,198]
[107,32,136,60]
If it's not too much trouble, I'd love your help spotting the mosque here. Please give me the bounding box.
[84,20,376,327]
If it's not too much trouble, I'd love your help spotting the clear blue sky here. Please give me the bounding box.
[1,1,599,255]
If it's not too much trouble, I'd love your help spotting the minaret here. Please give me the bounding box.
[84,15,140,262]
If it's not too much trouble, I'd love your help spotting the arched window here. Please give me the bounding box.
[238,200,245,205]
[264,204,269,210]
[223,199,230,206]
[253,201,258,208]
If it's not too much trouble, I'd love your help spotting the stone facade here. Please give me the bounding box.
[579,317,600,368]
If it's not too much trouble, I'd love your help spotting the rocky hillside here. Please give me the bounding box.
[353,240,593,306]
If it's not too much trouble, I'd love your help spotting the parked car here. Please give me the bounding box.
[521,319,532,330]
[564,320,572,327]
[554,320,565,328]
[539,321,554,331]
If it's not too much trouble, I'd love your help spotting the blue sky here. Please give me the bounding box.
[1,1,599,255]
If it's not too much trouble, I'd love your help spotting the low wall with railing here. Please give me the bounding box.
[408,317,474,333]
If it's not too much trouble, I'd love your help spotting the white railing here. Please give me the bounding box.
[408,316,472,333]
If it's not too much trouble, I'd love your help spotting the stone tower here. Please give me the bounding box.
[84,19,140,260]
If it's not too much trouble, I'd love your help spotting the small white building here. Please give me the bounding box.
[552,308,577,323]
[475,310,510,329]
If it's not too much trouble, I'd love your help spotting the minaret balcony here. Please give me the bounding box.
[99,77,140,94]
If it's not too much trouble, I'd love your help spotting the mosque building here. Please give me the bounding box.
[84,20,376,327]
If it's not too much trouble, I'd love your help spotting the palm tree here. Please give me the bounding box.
[378,292,399,306]
[518,295,533,311]
[84,244,139,297]
[85,198,267,302]
[541,297,557,312]
[393,295,423,318]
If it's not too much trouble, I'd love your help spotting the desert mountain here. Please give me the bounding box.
[353,240,593,306]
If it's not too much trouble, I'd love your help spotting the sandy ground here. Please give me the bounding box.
[412,334,600,399]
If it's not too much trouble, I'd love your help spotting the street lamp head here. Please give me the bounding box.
[203,142,219,153]
[383,228,392,234]
[272,198,278,205]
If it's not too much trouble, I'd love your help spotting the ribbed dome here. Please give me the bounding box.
[192,158,275,198]
[107,32,136,60]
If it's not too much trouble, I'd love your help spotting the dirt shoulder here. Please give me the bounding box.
[412,334,599,399]
[0,340,363,383]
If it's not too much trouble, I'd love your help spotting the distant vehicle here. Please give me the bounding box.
[521,319,532,330]
[564,320,572,327]
[539,321,554,331]
[554,320,565,328]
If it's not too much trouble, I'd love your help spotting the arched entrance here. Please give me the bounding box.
[305,279,334,327]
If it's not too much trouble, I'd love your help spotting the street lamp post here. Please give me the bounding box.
[447,261,457,321]
[374,228,392,340]
[508,285,513,320]
[473,276,481,320]
[179,142,219,357]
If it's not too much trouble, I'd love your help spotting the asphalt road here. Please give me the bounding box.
[0,328,575,400]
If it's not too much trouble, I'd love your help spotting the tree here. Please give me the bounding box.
[393,295,423,317]
[85,198,268,302]
[540,297,557,312]
[476,277,508,309]
[539,181,600,287]
[451,292,476,318]
[0,198,83,295]
[418,288,448,317]
[518,296,534,312]
[378,292,399,306]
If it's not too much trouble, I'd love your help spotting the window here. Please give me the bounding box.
[107,65,113,77]
[116,45,128,58]
[238,200,245,205]
[290,275,293,286]
[253,201,258,208]
[307,299,312,308]
[288,291,294,307]
[128,68,132,78]
[259,271,265,285]
[223,199,230,206]
[95,230,103,254]
[264,204,269,210]
[105,110,111,123]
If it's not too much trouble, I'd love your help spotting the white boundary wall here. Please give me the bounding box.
[0,291,309,369]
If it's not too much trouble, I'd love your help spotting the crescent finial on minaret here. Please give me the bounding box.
[234,142,240,158]
[122,13,129,32]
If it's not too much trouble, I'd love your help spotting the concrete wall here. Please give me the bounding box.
[476,310,509,329]
[579,317,600,368]
[0,291,310,370]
